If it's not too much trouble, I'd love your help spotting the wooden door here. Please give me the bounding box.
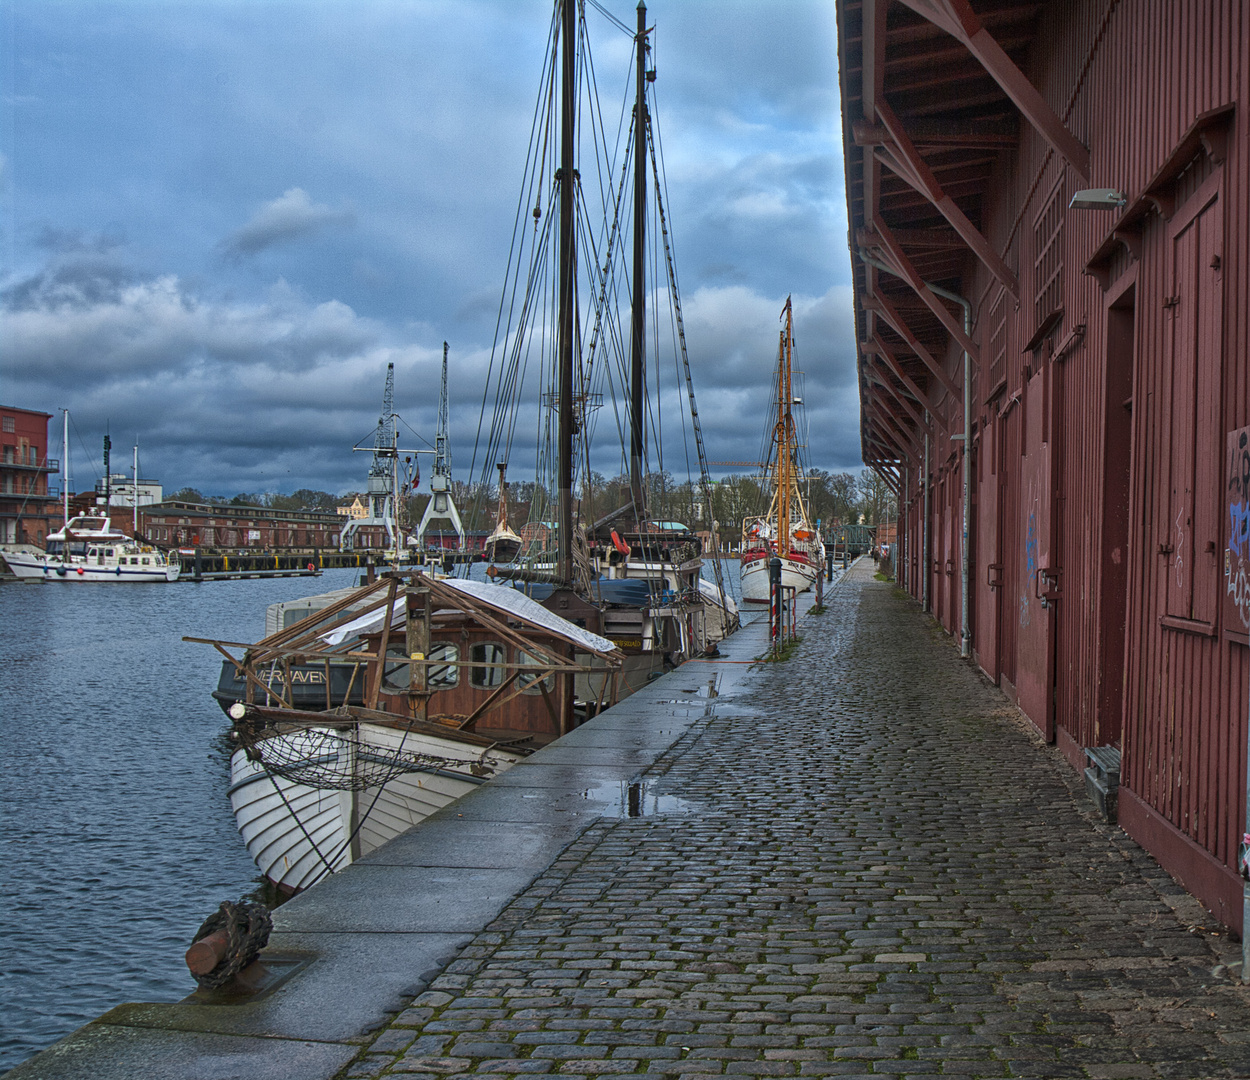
[1016,368,1055,739]
[975,415,1002,682]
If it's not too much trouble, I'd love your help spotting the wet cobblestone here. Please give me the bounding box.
[339,563,1250,1079]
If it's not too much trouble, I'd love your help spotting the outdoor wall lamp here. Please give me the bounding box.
[1069,188,1127,209]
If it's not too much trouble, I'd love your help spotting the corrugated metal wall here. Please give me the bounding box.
[888,0,1249,928]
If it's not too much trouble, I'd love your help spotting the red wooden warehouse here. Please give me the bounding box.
[836,0,1250,929]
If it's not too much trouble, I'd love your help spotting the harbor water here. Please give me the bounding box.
[0,558,743,1071]
[0,568,365,1072]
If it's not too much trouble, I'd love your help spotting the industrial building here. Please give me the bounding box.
[838,1,1250,928]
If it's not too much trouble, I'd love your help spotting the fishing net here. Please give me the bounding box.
[234,722,495,792]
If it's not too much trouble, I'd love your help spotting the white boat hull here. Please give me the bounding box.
[228,723,524,893]
[4,551,179,582]
[740,551,820,603]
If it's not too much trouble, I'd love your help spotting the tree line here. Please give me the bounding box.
[168,467,898,534]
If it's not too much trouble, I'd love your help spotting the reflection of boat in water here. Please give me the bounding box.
[5,513,180,582]
[472,0,737,672]
[196,573,623,892]
[741,299,824,603]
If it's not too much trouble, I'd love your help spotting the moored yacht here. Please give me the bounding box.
[5,513,180,582]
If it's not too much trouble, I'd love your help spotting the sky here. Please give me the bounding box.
[0,0,858,499]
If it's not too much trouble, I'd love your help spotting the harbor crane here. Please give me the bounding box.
[340,364,400,551]
[415,342,464,550]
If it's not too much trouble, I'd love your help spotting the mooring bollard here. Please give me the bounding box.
[768,556,782,655]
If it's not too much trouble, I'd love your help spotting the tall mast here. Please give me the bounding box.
[62,410,69,524]
[777,298,793,558]
[628,0,648,519]
[556,0,577,585]
[133,444,139,535]
[103,433,111,512]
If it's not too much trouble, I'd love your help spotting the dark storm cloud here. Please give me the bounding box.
[2,0,862,493]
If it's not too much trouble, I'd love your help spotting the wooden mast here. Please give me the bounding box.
[628,0,648,521]
[776,298,794,558]
[557,0,576,586]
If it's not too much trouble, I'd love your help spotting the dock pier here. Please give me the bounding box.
[8,559,1250,1079]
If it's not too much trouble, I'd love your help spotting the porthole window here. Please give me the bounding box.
[517,649,554,693]
[470,642,506,689]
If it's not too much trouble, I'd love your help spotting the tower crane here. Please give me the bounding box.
[340,363,400,551]
[416,343,464,549]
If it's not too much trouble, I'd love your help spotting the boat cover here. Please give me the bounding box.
[318,578,619,657]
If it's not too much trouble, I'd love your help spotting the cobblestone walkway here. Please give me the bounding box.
[342,563,1250,1079]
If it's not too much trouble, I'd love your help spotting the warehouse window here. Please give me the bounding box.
[986,286,1008,397]
[1032,175,1066,336]
[1,417,13,433]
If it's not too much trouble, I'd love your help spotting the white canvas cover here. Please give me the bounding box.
[318,578,618,656]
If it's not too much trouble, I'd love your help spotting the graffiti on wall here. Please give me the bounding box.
[1229,426,1250,633]
[1021,479,1037,629]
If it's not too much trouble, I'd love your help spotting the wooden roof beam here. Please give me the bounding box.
[855,226,966,250]
[874,101,1018,298]
[862,335,938,417]
[894,0,1091,182]
[865,293,961,402]
[867,397,923,459]
[867,218,980,367]
[867,365,934,438]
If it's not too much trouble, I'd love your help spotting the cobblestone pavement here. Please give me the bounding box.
[340,563,1250,1079]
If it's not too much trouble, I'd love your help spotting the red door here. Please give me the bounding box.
[975,415,1002,681]
[1016,368,1055,740]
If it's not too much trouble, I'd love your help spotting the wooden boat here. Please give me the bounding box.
[483,463,523,564]
[475,0,737,669]
[192,572,623,892]
[740,299,825,603]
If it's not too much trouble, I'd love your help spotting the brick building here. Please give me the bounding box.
[0,406,58,545]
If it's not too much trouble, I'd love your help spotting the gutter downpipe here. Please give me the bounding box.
[858,252,971,647]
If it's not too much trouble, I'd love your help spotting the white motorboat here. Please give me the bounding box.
[4,513,180,583]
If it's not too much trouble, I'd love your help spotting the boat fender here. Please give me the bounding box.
[115,566,122,575]
[186,899,272,989]
[76,567,84,575]
[56,566,66,576]
[611,530,630,556]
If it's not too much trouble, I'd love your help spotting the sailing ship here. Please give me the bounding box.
[195,573,623,892]
[470,0,737,680]
[195,0,732,892]
[740,300,825,603]
[5,415,179,583]
[483,463,523,563]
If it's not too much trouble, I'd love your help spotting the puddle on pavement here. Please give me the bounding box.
[566,777,697,817]
[657,674,721,707]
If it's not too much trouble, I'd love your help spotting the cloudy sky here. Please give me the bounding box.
[0,0,857,499]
